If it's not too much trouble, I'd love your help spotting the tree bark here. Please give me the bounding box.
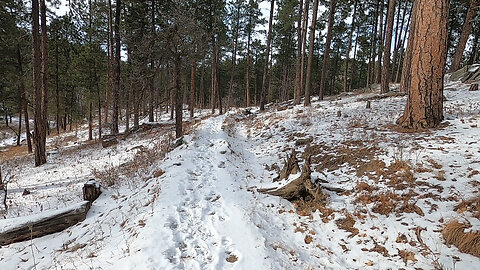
[106,0,114,125]
[343,0,357,93]
[381,0,396,94]
[304,0,319,106]
[376,0,385,84]
[397,0,449,129]
[300,0,310,102]
[32,0,46,166]
[112,0,121,134]
[260,0,275,111]
[294,0,304,105]
[174,54,182,138]
[318,0,336,101]
[190,64,196,118]
[449,0,479,72]
[149,0,155,122]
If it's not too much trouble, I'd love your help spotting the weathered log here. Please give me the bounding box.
[274,149,300,182]
[260,155,327,203]
[0,201,90,246]
[83,179,101,202]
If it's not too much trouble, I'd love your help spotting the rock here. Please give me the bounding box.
[22,189,30,196]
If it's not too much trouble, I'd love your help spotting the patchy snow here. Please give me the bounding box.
[1,81,480,269]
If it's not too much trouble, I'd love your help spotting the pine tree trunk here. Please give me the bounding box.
[211,34,217,114]
[318,0,336,101]
[449,0,479,72]
[190,64,196,118]
[391,0,407,82]
[106,0,114,125]
[294,0,303,105]
[397,0,449,129]
[260,0,274,111]
[246,31,251,107]
[376,0,384,84]
[149,0,155,122]
[300,0,310,102]
[174,54,182,138]
[344,0,357,93]
[381,0,396,94]
[112,0,121,134]
[200,64,205,109]
[88,102,93,140]
[32,0,46,166]
[304,0,319,106]
[395,3,412,83]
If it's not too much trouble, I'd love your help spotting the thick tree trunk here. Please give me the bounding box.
[397,0,449,129]
[318,0,336,101]
[304,0,319,106]
[32,0,46,166]
[112,0,121,134]
[381,0,396,94]
[449,0,479,72]
[260,0,274,111]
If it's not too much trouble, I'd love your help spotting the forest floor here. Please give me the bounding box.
[1,78,480,269]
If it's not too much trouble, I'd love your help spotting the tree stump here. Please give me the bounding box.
[366,100,371,109]
[83,179,102,203]
[274,149,300,182]
[470,84,479,91]
[260,155,327,203]
[102,135,118,148]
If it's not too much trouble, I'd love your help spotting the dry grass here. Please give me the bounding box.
[455,197,480,219]
[442,221,480,258]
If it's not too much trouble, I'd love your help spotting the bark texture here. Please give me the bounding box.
[318,0,336,101]
[397,0,449,129]
[449,0,479,72]
[304,0,319,106]
[260,0,275,111]
[381,0,396,94]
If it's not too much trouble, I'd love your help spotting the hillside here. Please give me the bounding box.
[1,79,480,269]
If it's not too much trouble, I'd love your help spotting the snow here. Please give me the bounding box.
[1,81,480,269]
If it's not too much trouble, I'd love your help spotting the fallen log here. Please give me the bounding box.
[0,201,90,246]
[0,180,102,246]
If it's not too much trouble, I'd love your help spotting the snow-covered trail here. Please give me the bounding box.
[114,115,273,269]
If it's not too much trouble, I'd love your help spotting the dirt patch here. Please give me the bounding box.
[335,214,359,237]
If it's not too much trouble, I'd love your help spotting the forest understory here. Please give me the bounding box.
[1,79,480,269]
